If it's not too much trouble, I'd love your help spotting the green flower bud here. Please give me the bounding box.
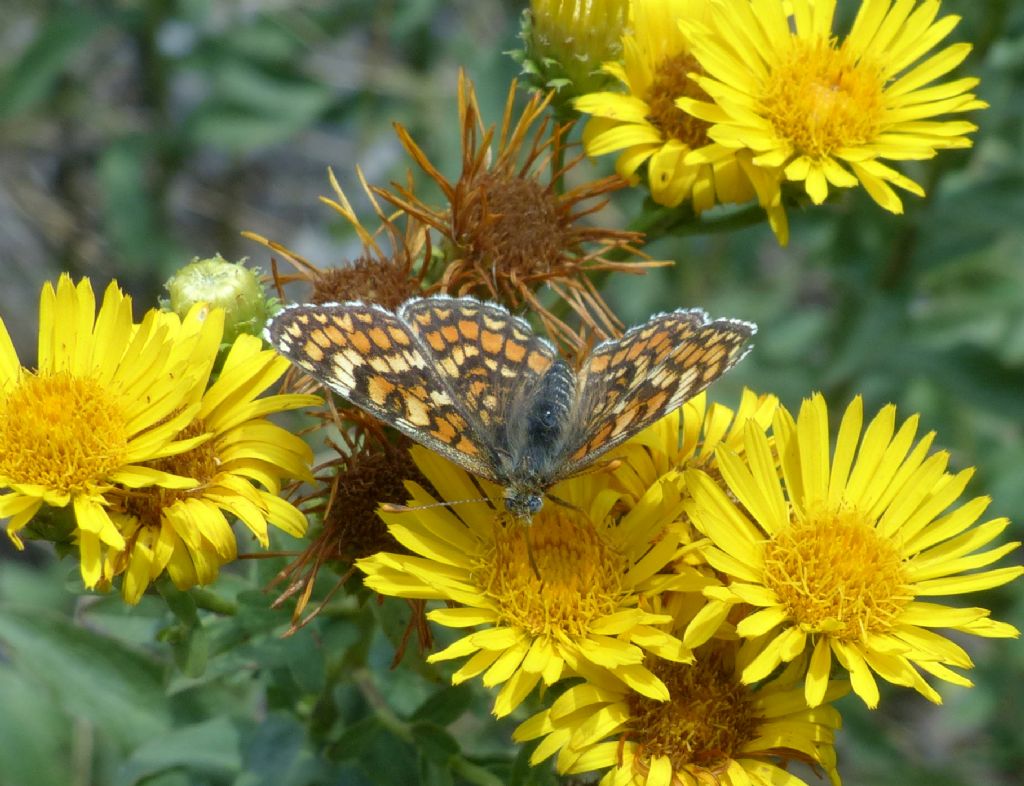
[164,255,272,345]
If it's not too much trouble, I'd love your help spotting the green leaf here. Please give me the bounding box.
[0,664,70,786]
[176,623,210,678]
[327,716,384,762]
[96,137,175,268]
[212,60,333,116]
[115,717,241,786]
[418,755,456,786]
[0,606,170,746]
[186,62,333,153]
[0,9,107,117]
[238,712,324,786]
[187,106,317,153]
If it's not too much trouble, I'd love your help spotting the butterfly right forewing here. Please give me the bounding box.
[559,309,756,476]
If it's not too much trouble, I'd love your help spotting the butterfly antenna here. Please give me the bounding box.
[544,492,585,516]
[379,497,490,513]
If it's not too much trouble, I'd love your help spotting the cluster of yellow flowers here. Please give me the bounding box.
[0,274,318,603]
[360,388,1020,785]
[563,0,985,244]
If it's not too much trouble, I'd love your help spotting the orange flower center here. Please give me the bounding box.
[0,372,128,494]
[479,509,624,638]
[625,654,759,777]
[762,507,911,640]
[759,37,886,159]
[122,420,216,524]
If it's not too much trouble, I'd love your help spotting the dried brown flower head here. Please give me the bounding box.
[271,413,428,634]
[378,70,665,350]
[245,167,435,310]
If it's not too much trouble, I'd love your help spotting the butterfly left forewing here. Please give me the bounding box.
[558,309,756,476]
[266,301,499,481]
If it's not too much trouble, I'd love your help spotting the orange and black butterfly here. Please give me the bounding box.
[266,296,755,516]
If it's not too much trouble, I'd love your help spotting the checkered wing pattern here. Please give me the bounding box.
[561,309,756,474]
[265,301,498,480]
[396,296,558,441]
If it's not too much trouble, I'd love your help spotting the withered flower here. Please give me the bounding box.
[379,70,663,349]
[244,167,435,310]
[271,412,429,644]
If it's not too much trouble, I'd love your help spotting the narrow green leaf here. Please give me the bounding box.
[410,684,473,726]
[0,606,170,746]
[0,9,107,117]
[0,665,70,786]
[115,716,241,786]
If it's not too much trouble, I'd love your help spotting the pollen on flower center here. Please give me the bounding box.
[462,174,564,278]
[762,509,911,639]
[0,372,129,493]
[479,510,624,638]
[645,52,711,147]
[760,38,886,159]
[626,656,759,773]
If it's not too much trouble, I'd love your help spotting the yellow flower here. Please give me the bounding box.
[0,276,218,587]
[680,0,987,213]
[614,388,779,501]
[515,640,846,786]
[358,445,698,717]
[575,0,788,240]
[102,334,318,603]
[685,394,1023,708]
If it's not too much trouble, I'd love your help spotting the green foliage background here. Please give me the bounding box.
[0,2,1022,785]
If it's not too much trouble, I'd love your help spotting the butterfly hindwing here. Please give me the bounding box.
[397,296,558,451]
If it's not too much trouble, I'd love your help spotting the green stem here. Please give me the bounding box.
[188,588,238,615]
[633,202,766,241]
[353,669,414,742]
[451,758,505,786]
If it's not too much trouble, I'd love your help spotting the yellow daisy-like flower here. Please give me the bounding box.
[575,0,788,240]
[0,276,219,587]
[680,0,987,212]
[358,445,699,717]
[102,333,319,604]
[685,394,1023,708]
[515,640,846,786]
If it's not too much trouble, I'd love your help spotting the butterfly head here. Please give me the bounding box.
[503,486,544,521]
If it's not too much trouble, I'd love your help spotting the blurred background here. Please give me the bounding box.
[0,2,1022,785]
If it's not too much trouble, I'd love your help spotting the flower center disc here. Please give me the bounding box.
[0,372,129,493]
[762,509,911,639]
[760,38,886,159]
[626,657,758,774]
[480,510,624,638]
[465,174,564,278]
[645,52,711,147]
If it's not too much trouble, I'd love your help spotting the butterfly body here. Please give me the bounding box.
[488,357,579,516]
[266,295,755,518]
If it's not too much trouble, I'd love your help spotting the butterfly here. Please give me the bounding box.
[265,295,755,518]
